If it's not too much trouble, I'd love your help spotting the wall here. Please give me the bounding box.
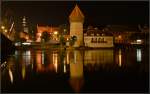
[84,36,114,47]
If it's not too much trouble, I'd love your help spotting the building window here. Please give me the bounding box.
[94,38,97,43]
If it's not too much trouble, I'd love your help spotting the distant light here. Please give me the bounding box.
[22,42,31,45]
[137,39,141,43]
[38,33,41,36]
[4,29,8,32]
[64,29,67,32]
[1,26,5,29]
[118,35,122,39]
[54,31,58,35]
[15,42,21,46]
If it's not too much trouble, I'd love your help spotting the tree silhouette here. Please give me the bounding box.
[69,36,77,46]
[41,31,50,42]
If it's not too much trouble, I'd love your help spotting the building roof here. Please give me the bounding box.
[69,4,84,22]
[105,25,140,32]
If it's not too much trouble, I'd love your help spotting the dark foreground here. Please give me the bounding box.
[1,46,149,93]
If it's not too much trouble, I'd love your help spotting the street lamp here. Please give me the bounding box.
[4,29,8,33]
[54,31,58,35]
[1,26,5,30]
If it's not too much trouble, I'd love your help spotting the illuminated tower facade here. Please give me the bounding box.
[69,5,84,47]
[22,16,29,34]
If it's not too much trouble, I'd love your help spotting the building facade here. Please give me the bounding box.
[36,25,60,42]
[84,34,114,48]
[69,5,84,47]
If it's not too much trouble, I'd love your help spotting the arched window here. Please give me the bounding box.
[94,38,97,43]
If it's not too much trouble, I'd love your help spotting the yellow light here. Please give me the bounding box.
[118,35,122,39]
[4,29,8,32]
[9,68,13,84]
[1,26,5,29]
[64,29,66,32]
[22,65,26,80]
[54,62,58,73]
[38,33,41,36]
[54,31,58,35]
[64,64,66,73]
[118,49,122,67]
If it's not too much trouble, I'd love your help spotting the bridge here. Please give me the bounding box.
[1,22,16,42]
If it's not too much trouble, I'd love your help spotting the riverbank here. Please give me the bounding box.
[14,42,147,50]
[1,33,16,64]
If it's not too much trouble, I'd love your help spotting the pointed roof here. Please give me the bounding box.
[69,4,84,22]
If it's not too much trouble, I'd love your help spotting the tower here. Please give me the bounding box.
[22,16,29,34]
[69,4,84,47]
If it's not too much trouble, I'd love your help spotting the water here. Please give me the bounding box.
[1,47,149,93]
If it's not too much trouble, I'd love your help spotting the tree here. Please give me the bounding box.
[69,36,77,46]
[60,35,66,46]
[41,31,50,42]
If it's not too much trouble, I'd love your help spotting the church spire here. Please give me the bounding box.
[69,4,84,22]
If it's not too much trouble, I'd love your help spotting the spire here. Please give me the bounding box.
[69,4,84,22]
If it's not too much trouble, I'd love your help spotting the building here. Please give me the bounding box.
[69,4,84,47]
[36,25,60,42]
[84,26,114,48]
[19,16,30,42]
[69,5,114,48]
[34,5,114,48]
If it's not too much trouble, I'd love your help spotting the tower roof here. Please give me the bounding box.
[69,4,84,22]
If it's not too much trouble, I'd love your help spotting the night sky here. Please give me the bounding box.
[1,1,149,27]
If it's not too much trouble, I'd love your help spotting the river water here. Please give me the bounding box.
[1,46,149,93]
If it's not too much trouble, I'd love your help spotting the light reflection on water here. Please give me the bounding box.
[2,47,148,93]
[137,49,142,62]
[118,49,122,67]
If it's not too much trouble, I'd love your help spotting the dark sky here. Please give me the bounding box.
[1,1,149,26]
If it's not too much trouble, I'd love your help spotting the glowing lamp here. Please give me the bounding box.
[1,26,5,29]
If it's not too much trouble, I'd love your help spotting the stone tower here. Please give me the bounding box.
[69,4,84,47]
[22,16,29,34]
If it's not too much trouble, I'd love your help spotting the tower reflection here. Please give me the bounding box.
[68,50,84,93]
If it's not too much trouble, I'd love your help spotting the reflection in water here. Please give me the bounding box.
[22,63,26,80]
[63,59,67,73]
[8,68,13,84]
[64,64,67,73]
[66,51,70,65]
[69,50,84,93]
[36,51,42,72]
[42,50,44,64]
[137,49,142,62]
[84,50,113,66]
[35,50,59,73]
[2,47,147,92]
[7,57,15,84]
[53,52,58,73]
[119,49,122,67]
[23,50,31,65]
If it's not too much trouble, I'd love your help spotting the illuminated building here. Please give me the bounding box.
[69,50,84,92]
[22,16,29,34]
[36,25,60,42]
[19,16,30,41]
[69,4,84,47]
[84,26,114,48]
